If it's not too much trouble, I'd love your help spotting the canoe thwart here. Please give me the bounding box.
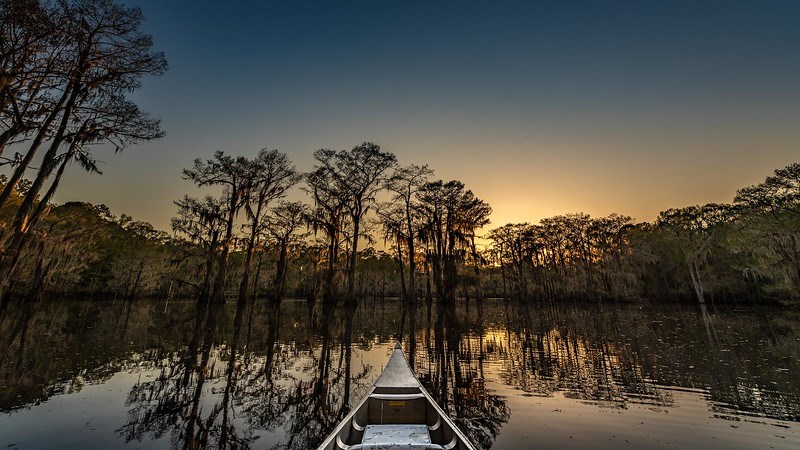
[369,393,425,401]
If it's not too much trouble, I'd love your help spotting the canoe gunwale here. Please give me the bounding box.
[319,384,375,449]
[417,383,475,450]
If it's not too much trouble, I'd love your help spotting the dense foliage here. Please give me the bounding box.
[486,163,800,303]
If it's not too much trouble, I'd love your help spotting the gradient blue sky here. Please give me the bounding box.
[56,0,800,231]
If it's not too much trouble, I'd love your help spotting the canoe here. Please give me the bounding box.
[317,343,477,450]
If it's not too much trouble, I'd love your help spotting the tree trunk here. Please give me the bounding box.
[29,149,71,226]
[0,79,83,282]
[0,150,71,282]
[0,81,72,210]
[28,256,55,301]
[405,202,417,302]
[198,233,218,305]
[688,257,705,304]
[425,259,433,302]
[129,259,146,301]
[396,237,407,301]
[252,250,264,300]
[470,235,483,301]
[346,214,360,302]
[442,227,458,303]
[212,190,239,304]
[238,196,266,304]
[238,237,255,304]
[324,228,337,304]
[499,257,508,299]
[272,239,289,303]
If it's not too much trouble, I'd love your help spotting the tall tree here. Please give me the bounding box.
[172,194,227,304]
[311,142,396,302]
[304,143,396,302]
[305,153,348,303]
[263,201,309,302]
[183,152,249,303]
[417,180,491,303]
[237,149,300,303]
[657,204,731,303]
[387,164,433,302]
[0,0,166,285]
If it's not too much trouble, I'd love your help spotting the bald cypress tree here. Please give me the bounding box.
[0,0,166,289]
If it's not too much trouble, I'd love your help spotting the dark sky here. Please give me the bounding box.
[58,0,800,230]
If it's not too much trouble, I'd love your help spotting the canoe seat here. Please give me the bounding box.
[348,445,445,450]
[347,424,444,450]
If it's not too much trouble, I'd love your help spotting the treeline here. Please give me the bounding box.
[0,185,179,300]
[3,149,799,305]
[487,163,800,303]
[0,1,492,306]
[141,158,800,305]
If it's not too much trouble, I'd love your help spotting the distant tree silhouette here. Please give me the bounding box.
[387,164,434,302]
[172,195,227,304]
[237,149,300,304]
[183,152,250,303]
[656,204,731,303]
[264,201,309,302]
[417,180,491,303]
[487,223,534,299]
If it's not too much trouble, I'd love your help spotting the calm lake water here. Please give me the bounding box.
[0,298,798,449]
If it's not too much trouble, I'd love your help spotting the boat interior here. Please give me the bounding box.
[322,344,471,450]
[332,388,461,450]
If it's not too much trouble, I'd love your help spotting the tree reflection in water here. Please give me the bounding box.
[115,300,378,449]
[1,298,798,449]
[491,301,676,408]
[412,300,511,449]
[117,302,247,448]
[280,303,362,449]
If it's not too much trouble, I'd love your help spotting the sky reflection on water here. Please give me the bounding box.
[0,298,797,449]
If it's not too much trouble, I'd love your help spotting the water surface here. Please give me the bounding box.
[0,298,797,449]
